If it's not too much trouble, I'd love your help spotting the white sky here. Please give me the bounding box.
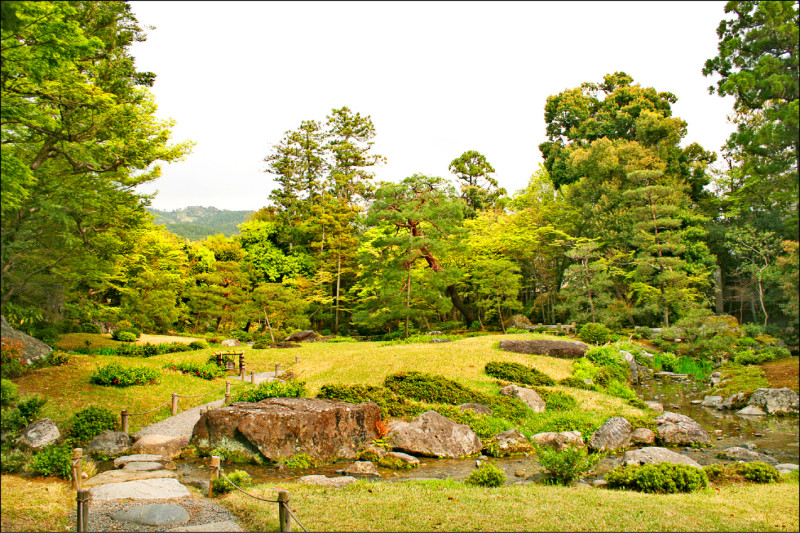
[129,1,736,211]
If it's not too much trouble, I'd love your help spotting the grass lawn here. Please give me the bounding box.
[219,477,800,532]
[0,475,73,532]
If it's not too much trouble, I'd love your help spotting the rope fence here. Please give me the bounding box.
[212,457,307,532]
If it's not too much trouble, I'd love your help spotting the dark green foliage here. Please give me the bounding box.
[703,461,780,484]
[594,365,628,387]
[735,347,792,365]
[89,363,160,387]
[147,207,253,240]
[112,327,141,341]
[69,406,117,444]
[316,384,413,418]
[232,381,306,403]
[384,372,479,405]
[606,463,708,493]
[28,444,73,478]
[16,395,46,425]
[484,361,555,386]
[466,462,506,487]
[535,444,603,485]
[164,361,225,380]
[114,342,192,357]
[635,326,653,339]
[558,377,599,391]
[585,346,624,367]
[532,388,578,411]
[80,323,102,334]
[578,323,612,344]
[114,331,136,342]
[284,453,318,469]
[736,337,757,348]
[652,352,679,372]
[1,379,19,409]
[188,340,210,350]
[252,339,271,349]
[740,323,764,338]
[210,469,252,494]
[0,449,28,473]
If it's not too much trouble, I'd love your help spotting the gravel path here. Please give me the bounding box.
[229,370,283,384]
[134,399,224,440]
[71,495,241,532]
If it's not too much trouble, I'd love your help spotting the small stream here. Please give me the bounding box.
[121,373,799,487]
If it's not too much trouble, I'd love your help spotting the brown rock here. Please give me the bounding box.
[459,403,493,415]
[589,417,633,452]
[631,427,656,445]
[285,330,320,342]
[131,435,184,459]
[644,401,664,412]
[386,411,482,458]
[499,385,546,412]
[654,412,712,446]
[498,339,588,359]
[340,461,381,477]
[530,431,585,451]
[191,398,381,463]
[83,469,178,487]
[486,429,533,455]
[622,447,701,468]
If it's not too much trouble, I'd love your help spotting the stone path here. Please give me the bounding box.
[134,399,225,441]
[229,369,285,385]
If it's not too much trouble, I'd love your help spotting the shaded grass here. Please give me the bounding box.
[0,475,72,532]
[220,478,800,532]
[55,332,203,351]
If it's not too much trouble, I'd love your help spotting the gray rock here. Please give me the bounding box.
[123,461,167,472]
[429,338,452,343]
[17,418,60,450]
[775,463,799,472]
[716,447,778,465]
[498,339,587,358]
[340,461,380,478]
[379,451,420,468]
[114,454,176,470]
[299,475,357,488]
[701,395,723,408]
[742,441,757,450]
[737,405,766,416]
[83,469,178,487]
[719,393,748,410]
[630,428,657,445]
[503,314,534,330]
[0,315,52,364]
[621,351,638,383]
[592,479,608,488]
[284,330,320,342]
[131,434,185,459]
[644,401,664,412]
[168,521,243,532]
[220,339,241,347]
[499,385,545,412]
[654,412,711,446]
[387,411,482,458]
[485,429,533,455]
[86,430,131,457]
[622,447,701,468]
[747,388,799,415]
[530,431,585,451]
[709,372,721,380]
[589,417,633,452]
[654,371,675,378]
[89,478,191,501]
[111,503,190,526]
[459,403,493,415]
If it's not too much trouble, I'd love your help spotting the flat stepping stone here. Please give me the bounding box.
[114,454,175,470]
[122,461,167,472]
[299,475,357,488]
[89,478,190,501]
[111,503,189,527]
[83,468,178,487]
[168,521,243,532]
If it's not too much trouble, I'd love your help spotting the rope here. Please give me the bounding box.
[217,470,308,532]
[127,398,172,416]
[177,385,226,399]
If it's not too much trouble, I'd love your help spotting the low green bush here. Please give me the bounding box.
[484,361,555,386]
[17,395,47,425]
[188,340,210,350]
[28,444,73,478]
[740,323,763,338]
[703,461,780,484]
[211,469,251,494]
[317,384,414,418]
[585,346,624,368]
[653,352,679,372]
[115,331,137,342]
[594,364,628,386]
[466,462,506,487]
[1,378,19,410]
[606,463,708,493]
[112,327,141,341]
[532,388,578,411]
[164,361,225,380]
[578,323,612,344]
[89,363,160,387]
[635,326,653,340]
[535,444,603,485]
[384,372,479,405]
[604,380,638,402]
[0,449,29,473]
[733,349,763,365]
[45,350,70,366]
[736,336,757,348]
[232,380,306,403]
[69,406,117,444]
[558,376,599,391]
[572,358,600,381]
[251,339,271,349]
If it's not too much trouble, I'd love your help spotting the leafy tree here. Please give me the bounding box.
[448,150,506,216]
[249,283,309,340]
[703,0,799,238]
[775,240,799,318]
[466,257,522,332]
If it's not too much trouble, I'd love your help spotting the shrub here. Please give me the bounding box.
[211,469,251,495]
[89,363,160,387]
[733,349,763,365]
[232,380,306,403]
[594,365,628,386]
[115,331,136,343]
[69,406,117,444]
[284,453,317,469]
[1,337,26,379]
[533,388,578,411]
[466,462,506,487]
[112,327,140,341]
[17,395,47,424]
[659,327,680,342]
[317,384,412,418]
[252,339,271,349]
[736,336,757,348]
[535,444,602,485]
[635,326,653,340]
[653,352,679,372]
[585,346,624,367]
[604,380,638,402]
[606,463,708,493]
[572,358,600,381]
[762,346,792,360]
[0,449,29,473]
[557,377,599,391]
[384,372,479,405]
[164,361,225,380]
[578,323,612,344]
[741,323,763,338]
[28,444,73,478]
[30,325,60,345]
[189,340,210,350]
[45,350,70,366]
[484,361,555,387]
[80,323,101,334]
[703,461,780,484]
[1,379,19,410]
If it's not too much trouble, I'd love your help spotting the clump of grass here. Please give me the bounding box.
[712,362,769,398]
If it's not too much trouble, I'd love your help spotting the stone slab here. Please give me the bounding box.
[111,503,189,526]
[88,478,190,501]
[299,475,357,488]
[114,454,175,469]
[168,521,243,532]
[122,461,168,472]
[83,468,178,487]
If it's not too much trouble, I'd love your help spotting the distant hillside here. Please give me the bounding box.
[147,206,254,241]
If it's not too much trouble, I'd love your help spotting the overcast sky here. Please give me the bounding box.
[129,1,736,211]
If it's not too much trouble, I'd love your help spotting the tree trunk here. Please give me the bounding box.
[264,312,275,343]
[757,277,768,326]
[446,284,474,325]
[405,265,411,339]
[498,303,506,333]
[334,253,341,334]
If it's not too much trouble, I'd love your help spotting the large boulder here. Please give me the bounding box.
[654,412,711,446]
[220,339,241,347]
[285,330,320,343]
[747,388,799,415]
[86,430,132,457]
[486,429,533,455]
[589,417,633,452]
[386,410,482,458]
[498,339,588,359]
[191,398,381,463]
[622,447,701,468]
[131,434,184,459]
[719,393,748,410]
[716,446,778,465]
[499,385,545,412]
[18,418,60,450]
[1,315,52,365]
[503,314,533,330]
[530,431,585,451]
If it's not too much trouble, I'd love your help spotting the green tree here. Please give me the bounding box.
[249,283,309,341]
[448,150,506,216]
[466,257,522,333]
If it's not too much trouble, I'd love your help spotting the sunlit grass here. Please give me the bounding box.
[0,475,72,533]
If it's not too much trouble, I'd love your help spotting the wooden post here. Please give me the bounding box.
[120,409,129,435]
[238,352,245,372]
[171,392,178,416]
[278,490,291,532]
[225,380,231,404]
[76,489,89,532]
[209,456,220,498]
[295,354,299,364]
[251,370,255,384]
[72,448,83,490]
[216,352,222,367]
[275,362,279,377]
